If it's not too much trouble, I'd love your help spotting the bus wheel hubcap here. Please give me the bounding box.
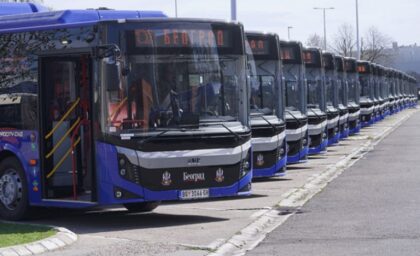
[0,170,23,210]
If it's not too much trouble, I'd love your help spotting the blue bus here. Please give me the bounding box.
[377,65,390,118]
[397,71,407,110]
[0,8,253,220]
[279,41,309,164]
[303,48,328,155]
[357,61,375,127]
[370,64,379,121]
[344,57,361,135]
[334,56,350,139]
[409,76,418,107]
[322,52,340,145]
[246,32,287,178]
[387,68,398,114]
[374,64,386,122]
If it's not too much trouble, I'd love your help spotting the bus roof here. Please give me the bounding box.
[0,9,167,33]
[0,2,49,16]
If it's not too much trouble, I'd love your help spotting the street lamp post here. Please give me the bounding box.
[287,26,293,40]
[356,0,360,59]
[231,0,237,21]
[314,7,335,50]
[175,0,178,17]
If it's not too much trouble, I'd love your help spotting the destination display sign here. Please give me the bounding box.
[133,28,232,48]
[345,60,356,73]
[281,46,298,61]
[303,51,319,64]
[247,37,271,55]
[357,64,368,73]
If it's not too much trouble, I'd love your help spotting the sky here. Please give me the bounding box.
[42,0,420,47]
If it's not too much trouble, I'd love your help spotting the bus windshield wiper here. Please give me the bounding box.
[252,108,278,131]
[137,127,192,146]
[138,129,170,146]
[308,108,323,120]
[285,110,302,126]
[201,122,243,141]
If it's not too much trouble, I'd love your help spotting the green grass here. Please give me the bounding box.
[0,222,56,248]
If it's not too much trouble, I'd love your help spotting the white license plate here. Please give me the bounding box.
[180,189,210,200]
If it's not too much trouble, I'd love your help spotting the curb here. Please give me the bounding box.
[208,109,417,256]
[0,224,77,256]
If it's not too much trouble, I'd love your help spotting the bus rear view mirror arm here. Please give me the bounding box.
[93,44,121,59]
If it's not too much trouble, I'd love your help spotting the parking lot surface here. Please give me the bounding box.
[33,109,417,256]
[249,109,420,256]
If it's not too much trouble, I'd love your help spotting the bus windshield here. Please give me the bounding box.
[249,60,277,115]
[390,78,396,96]
[347,73,358,103]
[306,69,323,109]
[284,64,301,111]
[360,75,371,98]
[375,79,381,99]
[101,24,246,134]
[337,78,344,105]
[325,76,334,106]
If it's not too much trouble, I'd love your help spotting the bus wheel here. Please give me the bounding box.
[0,157,30,221]
[124,201,160,213]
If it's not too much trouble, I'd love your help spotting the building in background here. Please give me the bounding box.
[387,42,420,93]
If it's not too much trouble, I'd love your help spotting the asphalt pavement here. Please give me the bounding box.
[248,110,420,256]
[21,108,416,256]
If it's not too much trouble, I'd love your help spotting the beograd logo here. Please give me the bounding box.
[256,153,264,166]
[215,168,225,183]
[161,171,172,186]
[183,172,205,182]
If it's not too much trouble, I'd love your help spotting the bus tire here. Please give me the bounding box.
[123,201,160,213]
[0,157,31,221]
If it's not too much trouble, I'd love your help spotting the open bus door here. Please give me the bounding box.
[40,54,95,202]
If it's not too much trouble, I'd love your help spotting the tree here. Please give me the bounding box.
[330,23,356,57]
[360,26,394,65]
[305,33,324,49]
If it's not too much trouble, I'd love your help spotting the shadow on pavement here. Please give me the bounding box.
[308,155,328,160]
[252,177,293,183]
[26,208,229,234]
[286,166,313,170]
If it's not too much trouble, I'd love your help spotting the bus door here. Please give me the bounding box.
[40,55,94,201]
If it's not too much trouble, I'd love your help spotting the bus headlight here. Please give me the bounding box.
[118,155,127,176]
[277,144,286,160]
[119,158,126,167]
[240,150,252,178]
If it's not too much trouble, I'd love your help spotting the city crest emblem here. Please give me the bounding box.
[215,168,224,183]
[256,153,264,166]
[161,171,172,186]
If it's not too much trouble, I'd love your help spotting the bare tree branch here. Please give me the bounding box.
[361,26,395,65]
[305,33,324,49]
[330,23,356,57]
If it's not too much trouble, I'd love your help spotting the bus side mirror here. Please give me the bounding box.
[94,44,121,59]
[103,61,120,91]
